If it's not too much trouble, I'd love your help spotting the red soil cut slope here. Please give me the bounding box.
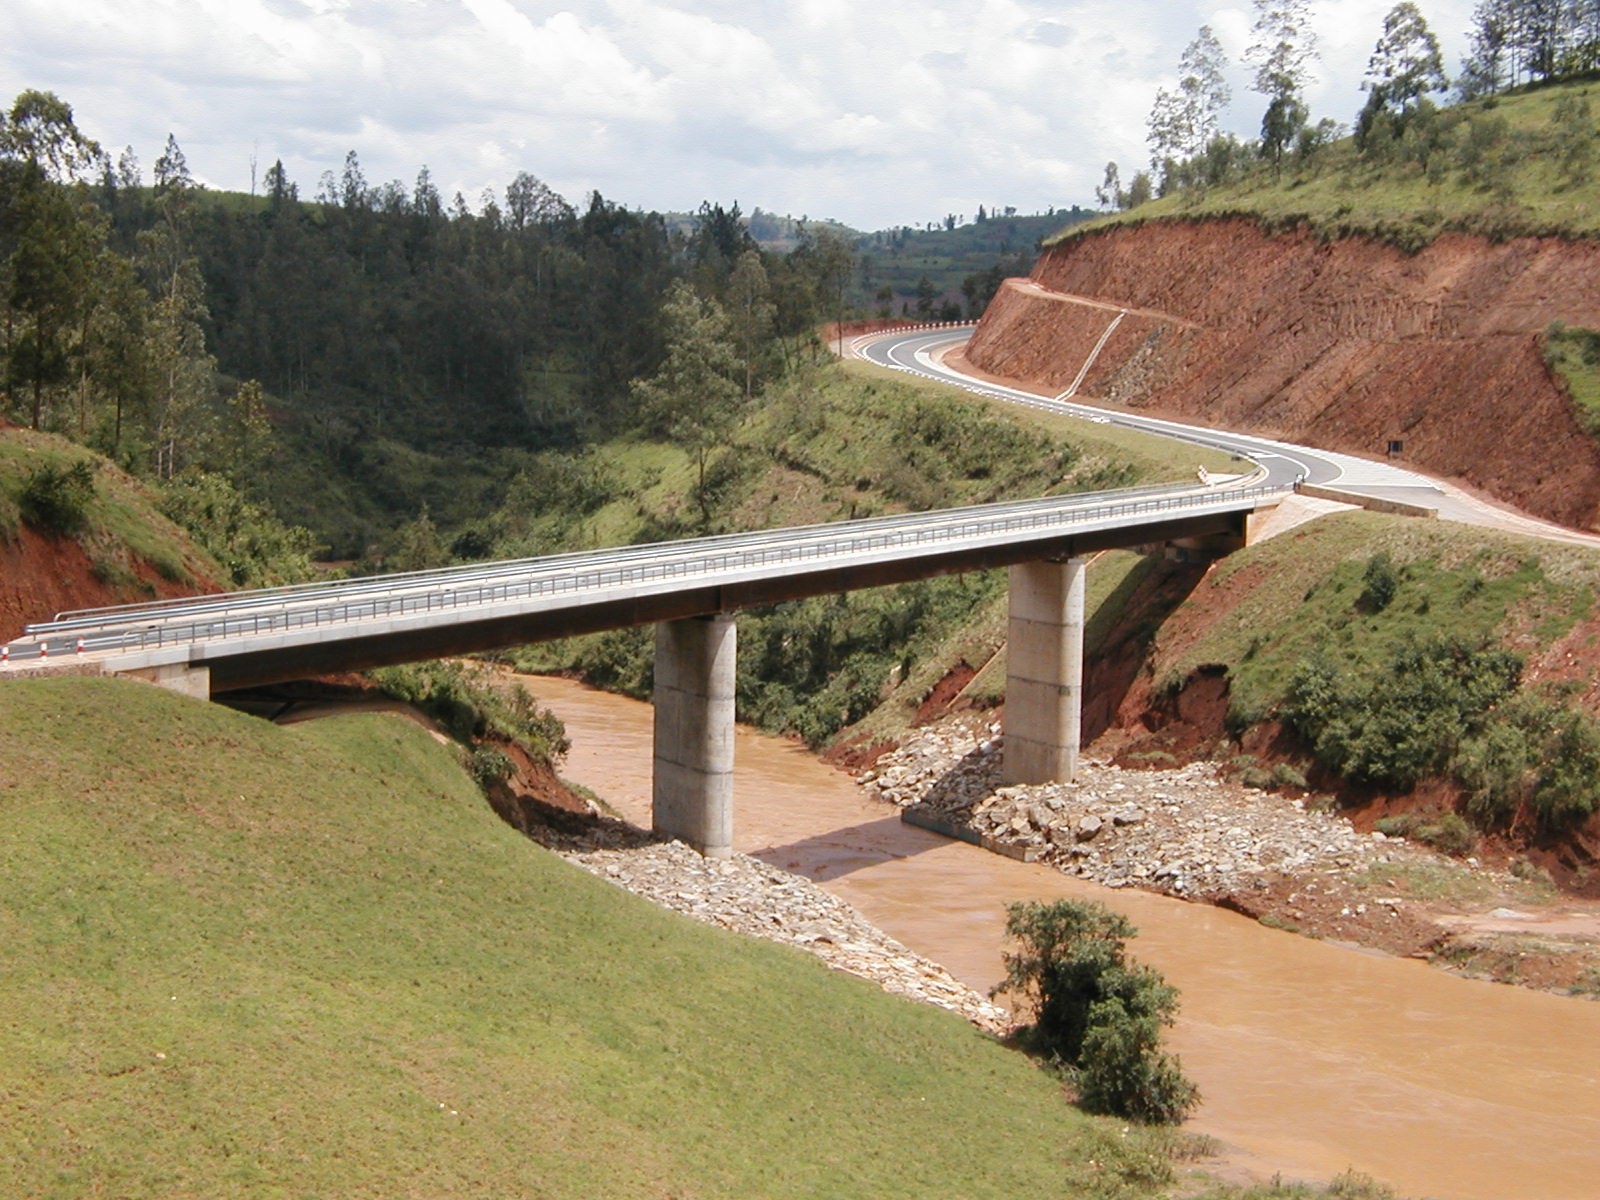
[966,219,1600,530]
[0,524,215,643]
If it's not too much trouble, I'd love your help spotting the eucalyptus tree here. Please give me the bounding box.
[1246,0,1320,169]
[629,280,742,524]
[725,248,775,399]
[0,90,106,429]
[141,134,216,477]
[1358,2,1448,150]
[1365,3,1448,113]
[1147,26,1231,179]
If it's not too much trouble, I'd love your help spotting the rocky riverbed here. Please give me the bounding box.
[859,716,1600,993]
[530,810,1009,1031]
[859,717,1413,898]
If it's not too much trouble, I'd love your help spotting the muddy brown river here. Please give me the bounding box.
[528,675,1600,1199]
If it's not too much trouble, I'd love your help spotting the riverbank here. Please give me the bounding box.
[506,796,1009,1031]
[864,715,1600,997]
[528,672,1600,1200]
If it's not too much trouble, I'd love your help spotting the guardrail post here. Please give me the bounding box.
[1003,556,1086,786]
[652,614,736,857]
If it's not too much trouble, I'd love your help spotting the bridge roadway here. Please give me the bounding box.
[6,477,1285,689]
[6,326,1365,854]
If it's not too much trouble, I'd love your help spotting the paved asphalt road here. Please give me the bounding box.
[858,326,1470,514]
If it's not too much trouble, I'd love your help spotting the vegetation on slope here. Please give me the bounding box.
[1546,322,1600,438]
[0,676,1185,1199]
[1062,76,1600,253]
[0,425,220,592]
[508,360,1246,746]
[1150,510,1600,837]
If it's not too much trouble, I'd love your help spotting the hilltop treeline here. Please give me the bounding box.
[0,89,857,555]
[1104,0,1600,212]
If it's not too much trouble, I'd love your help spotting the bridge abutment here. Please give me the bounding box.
[123,662,212,700]
[652,614,736,857]
[1003,557,1085,786]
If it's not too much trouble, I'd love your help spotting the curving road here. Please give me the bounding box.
[858,325,1468,512]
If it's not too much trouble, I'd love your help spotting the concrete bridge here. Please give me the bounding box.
[6,480,1289,855]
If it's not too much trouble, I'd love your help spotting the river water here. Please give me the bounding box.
[528,675,1600,1199]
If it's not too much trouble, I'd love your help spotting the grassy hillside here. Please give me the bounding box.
[0,675,1184,1199]
[1054,78,1600,251]
[1154,511,1597,724]
[508,360,1246,744]
[489,357,1243,558]
[1139,509,1600,842]
[0,426,220,590]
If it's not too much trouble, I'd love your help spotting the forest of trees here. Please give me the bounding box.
[0,89,861,557]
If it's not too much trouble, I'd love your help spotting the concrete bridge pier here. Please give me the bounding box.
[652,614,736,857]
[1003,556,1086,786]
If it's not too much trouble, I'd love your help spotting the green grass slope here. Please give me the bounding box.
[0,677,1163,1199]
[1154,510,1599,727]
[1055,78,1600,251]
[0,426,221,590]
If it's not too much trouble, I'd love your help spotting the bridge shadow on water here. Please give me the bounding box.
[749,813,955,883]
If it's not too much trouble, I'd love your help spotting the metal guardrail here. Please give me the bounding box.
[35,479,1215,635]
[2,482,1290,666]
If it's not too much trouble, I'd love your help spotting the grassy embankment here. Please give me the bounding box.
[1053,78,1600,251]
[0,426,220,593]
[509,358,1243,745]
[0,675,1205,1199]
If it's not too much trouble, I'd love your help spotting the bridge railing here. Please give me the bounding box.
[3,482,1291,663]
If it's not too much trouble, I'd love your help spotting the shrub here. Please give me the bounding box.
[1270,763,1309,790]
[1375,811,1477,856]
[1509,857,1554,888]
[467,747,514,790]
[1419,813,1477,856]
[19,460,96,536]
[996,899,1198,1124]
[1241,766,1274,789]
[1457,693,1600,831]
[1077,996,1201,1124]
[1357,552,1400,612]
[159,470,318,587]
[370,661,570,766]
[1285,638,1522,790]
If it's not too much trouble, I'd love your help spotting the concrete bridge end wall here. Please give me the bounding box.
[118,662,212,701]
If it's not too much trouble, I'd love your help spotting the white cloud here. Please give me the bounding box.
[0,0,1488,229]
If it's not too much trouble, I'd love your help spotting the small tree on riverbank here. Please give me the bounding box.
[996,899,1199,1124]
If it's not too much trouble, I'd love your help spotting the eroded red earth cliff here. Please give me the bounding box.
[967,219,1600,530]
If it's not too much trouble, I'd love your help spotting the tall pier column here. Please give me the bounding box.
[1003,557,1086,785]
[652,614,736,857]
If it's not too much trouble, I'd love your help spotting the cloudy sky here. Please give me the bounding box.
[4,0,1476,231]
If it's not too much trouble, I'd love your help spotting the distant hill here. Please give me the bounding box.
[853,208,1096,319]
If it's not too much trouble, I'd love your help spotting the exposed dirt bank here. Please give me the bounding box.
[966,219,1600,530]
[0,523,214,643]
